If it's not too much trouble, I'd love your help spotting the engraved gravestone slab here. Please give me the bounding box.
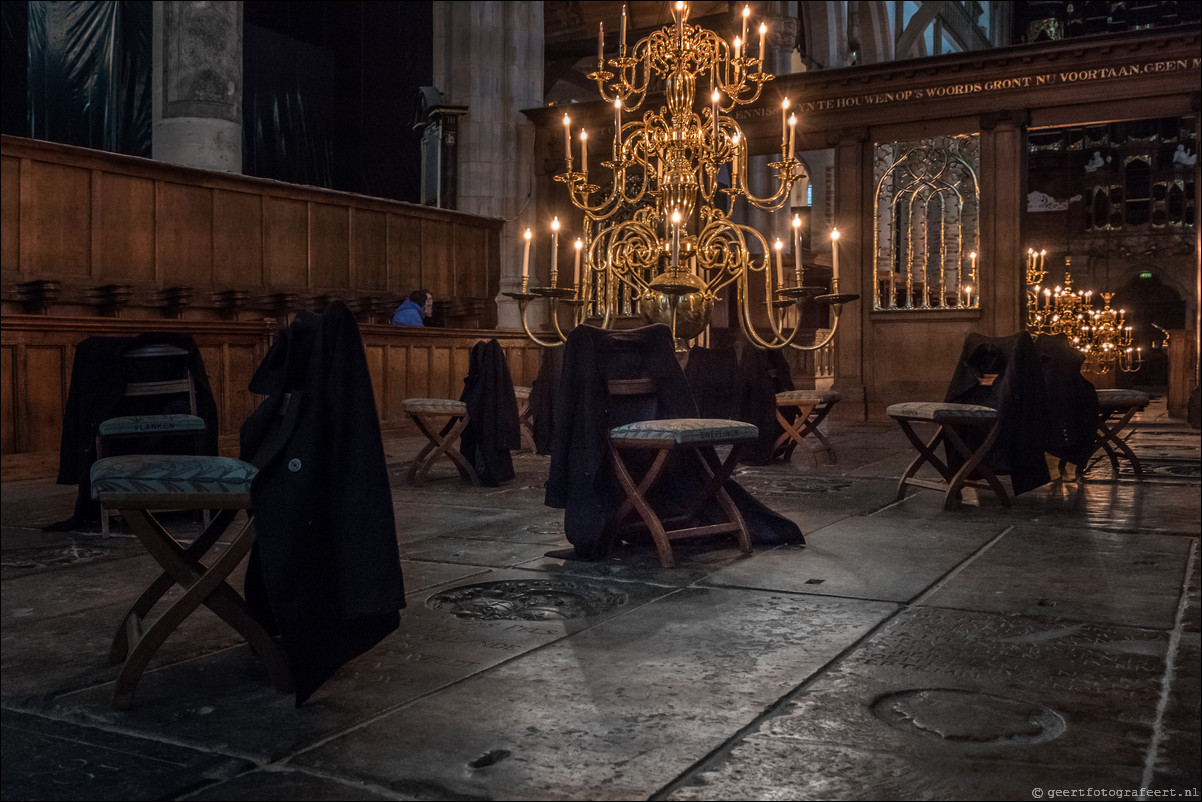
[289,590,896,801]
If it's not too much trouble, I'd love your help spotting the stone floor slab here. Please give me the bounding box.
[288,589,896,801]
[921,525,1194,628]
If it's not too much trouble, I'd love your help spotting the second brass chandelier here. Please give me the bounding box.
[507,2,857,348]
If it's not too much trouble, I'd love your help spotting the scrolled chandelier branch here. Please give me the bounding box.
[506,2,858,349]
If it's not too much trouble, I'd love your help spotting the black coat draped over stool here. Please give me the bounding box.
[545,324,803,561]
[240,301,405,706]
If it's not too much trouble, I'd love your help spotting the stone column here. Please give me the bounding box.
[433,1,543,330]
[152,1,242,173]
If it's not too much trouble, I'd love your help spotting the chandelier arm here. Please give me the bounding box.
[514,299,567,348]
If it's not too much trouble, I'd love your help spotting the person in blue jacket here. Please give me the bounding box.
[392,289,433,326]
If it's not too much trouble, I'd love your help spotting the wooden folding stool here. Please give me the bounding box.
[772,389,842,463]
[607,379,759,568]
[1075,388,1151,479]
[402,397,478,484]
[513,385,536,453]
[887,401,1010,510]
[90,454,293,709]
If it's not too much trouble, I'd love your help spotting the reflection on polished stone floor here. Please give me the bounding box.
[1,395,1198,801]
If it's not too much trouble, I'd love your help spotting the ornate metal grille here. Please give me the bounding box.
[873,135,980,311]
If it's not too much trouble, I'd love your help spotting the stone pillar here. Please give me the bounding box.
[152,1,242,173]
[433,1,543,330]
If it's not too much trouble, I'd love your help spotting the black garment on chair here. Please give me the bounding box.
[944,331,1052,496]
[1034,333,1099,469]
[52,333,218,528]
[240,301,405,706]
[529,345,564,454]
[459,338,522,486]
[685,344,794,464]
[545,324,803,560]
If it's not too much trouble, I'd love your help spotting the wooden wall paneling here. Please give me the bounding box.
[455,222,487,298]
[156,182,214,287]
[309,202,351,290]
[95,172,156,284]
[24,344,66,453]
[421,218,456,298]
[226,342,263,438]
[1,344,15,453]
[2,155,20,275]
[26,160,91,278]
[213,189,265,289]
[362,343,388,424]
[386,342,409,421]
[351,209,389,292]
[263,197,309,290]
[388,213,422,295]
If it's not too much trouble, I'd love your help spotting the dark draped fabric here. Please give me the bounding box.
[529,345,565,455]
[944,330,1052,495]
[1034,333,1100,469]
[545,324,803,560]
[240,301,404,706]
[52,333,218,528]
[685,345,795,464]
[459,338,521,486]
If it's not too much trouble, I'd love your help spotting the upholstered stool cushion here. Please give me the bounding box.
[402,398,468,415]
[610,418,759,445]
[887,402,997,423]
[776,390,842,405]
[91,454,257,502]
[97,413,207,437]
[1095,389,1150,410]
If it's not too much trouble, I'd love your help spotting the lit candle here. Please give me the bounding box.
[965,284,973,306]
[551,217,560,286]
[574,238,583,287]
[733,36,741,61]
[792,214,803,285]
[711,89,720,142]
[788,113,796,159]
[671,209,681,270]
[759,22,767,67]
[563,114,571,165]
[741,4,750,45]
[774,239,784,287]
[970,250,977,282]
[781,98,790,159]
[580,129,588,179]
[830,227,840,284]
[676,1,684,43]
[614,99,622,150]
[731,133,740,185]
[522,227,532,279]
[620,3,627,50]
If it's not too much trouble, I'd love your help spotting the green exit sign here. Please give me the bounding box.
[1139,272,1153,279]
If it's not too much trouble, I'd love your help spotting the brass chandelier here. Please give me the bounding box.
[1025,251,1142,374]
[506,2,858,348]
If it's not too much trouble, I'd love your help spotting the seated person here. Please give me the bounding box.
[392,289,434,326]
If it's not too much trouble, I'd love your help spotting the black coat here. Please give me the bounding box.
[459,339,521,486]
[240,302,405,706]
[545,324,804,560]
[944,330,1052,496]
[686,345,795,465]
[54,333,218,525]
[1034,333,1099,469]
